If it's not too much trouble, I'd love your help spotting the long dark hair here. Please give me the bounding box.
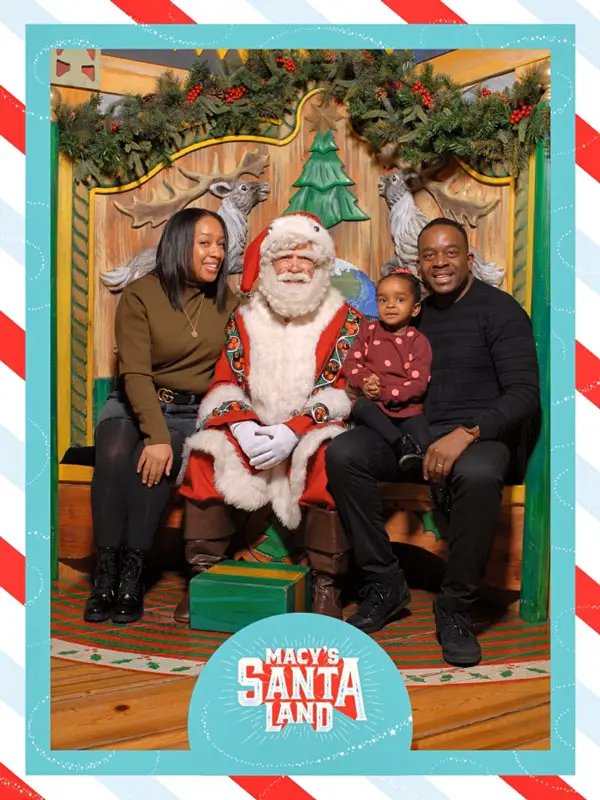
[155,207,229,311]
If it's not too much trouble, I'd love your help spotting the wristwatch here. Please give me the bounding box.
[460,425,481,442]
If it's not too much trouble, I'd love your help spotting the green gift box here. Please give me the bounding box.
[189,560,311,634]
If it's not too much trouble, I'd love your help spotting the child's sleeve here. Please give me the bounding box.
[380,333,432,406]
[340,325,373,388]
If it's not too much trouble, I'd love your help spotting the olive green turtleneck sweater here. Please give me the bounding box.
[114,273,238,446]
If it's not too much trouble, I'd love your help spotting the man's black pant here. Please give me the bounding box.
[351,397,433,452]
[325,425,510,613]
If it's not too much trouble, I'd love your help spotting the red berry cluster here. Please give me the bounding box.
[185,83,203,104]
[510,101,534,125]
[481,87,492,98]
[109,121,122,134]
[225,85,249,103]
[392,81,404,90]
[361,49,375,63]
[275,54,297,71]
[411,81,433,109]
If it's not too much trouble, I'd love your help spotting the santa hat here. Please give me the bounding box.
[240,211,335,294]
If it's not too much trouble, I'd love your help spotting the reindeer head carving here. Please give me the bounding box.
[378,170,416,208]
[113,150,270,229]
[209,180,270,216]
[379,166,500,227]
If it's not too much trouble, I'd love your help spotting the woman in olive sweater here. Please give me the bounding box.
[84,208,237,625]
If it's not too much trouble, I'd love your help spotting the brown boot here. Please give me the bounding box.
[305,508,351,620]
[174,500,233,624]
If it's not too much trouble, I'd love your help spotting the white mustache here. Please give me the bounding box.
[277,272,311,283]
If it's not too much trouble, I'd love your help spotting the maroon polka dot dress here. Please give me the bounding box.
[341,321,433,418]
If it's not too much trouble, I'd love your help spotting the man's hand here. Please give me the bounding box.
[249,424,299,470]
[423,428,474,482]
[137,443,174,488]
[362,374,381,400]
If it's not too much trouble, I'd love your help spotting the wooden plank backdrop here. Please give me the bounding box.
[92,92,512,379]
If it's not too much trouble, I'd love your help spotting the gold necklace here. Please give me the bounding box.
[183,294,205,338]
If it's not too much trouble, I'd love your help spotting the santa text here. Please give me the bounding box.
[237,647,367,733]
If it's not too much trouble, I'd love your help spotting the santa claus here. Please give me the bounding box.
[174,212,364,624]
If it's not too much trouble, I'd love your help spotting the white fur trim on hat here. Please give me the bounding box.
[260,214,335,266]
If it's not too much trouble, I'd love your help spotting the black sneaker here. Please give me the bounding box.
[434,601,481,667]
[347,577,411,634]
[111,548,145,624]
[83,547,119,623]
[430,483,452,516]
[397,433,424,472]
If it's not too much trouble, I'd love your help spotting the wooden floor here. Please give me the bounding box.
[51,657,550,751]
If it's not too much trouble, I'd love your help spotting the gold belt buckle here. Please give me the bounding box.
[157,387,175,403]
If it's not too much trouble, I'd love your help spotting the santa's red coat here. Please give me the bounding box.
[179,288,364,529]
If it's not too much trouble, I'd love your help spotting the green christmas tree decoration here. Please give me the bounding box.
[286,128,369,228]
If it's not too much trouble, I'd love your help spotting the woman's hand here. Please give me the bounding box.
[137,443,174,488]
[362,374,381,400]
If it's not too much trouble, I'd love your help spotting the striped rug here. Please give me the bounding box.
[51,572,549,687]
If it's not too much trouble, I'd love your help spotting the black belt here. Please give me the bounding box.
[156,388,202,405]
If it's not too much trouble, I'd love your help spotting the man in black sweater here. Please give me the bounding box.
[325,218,540,667]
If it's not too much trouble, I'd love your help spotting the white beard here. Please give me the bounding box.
[258,261,331,319]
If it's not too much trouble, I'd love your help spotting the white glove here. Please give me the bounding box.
[230,421,269,459]
[248,424,299,470]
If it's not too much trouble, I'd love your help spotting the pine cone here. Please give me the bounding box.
[142,93,156,104]
[374,86,387,100]
[324,49,336,63]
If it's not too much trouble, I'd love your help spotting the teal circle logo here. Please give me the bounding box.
[188,613,412,774]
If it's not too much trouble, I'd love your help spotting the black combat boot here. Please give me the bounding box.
[83,547,120,623]
[111,548,145,624]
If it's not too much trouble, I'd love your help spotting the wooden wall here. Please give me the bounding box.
[92,92,512,379]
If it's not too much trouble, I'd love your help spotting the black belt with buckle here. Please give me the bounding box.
[156,388,202,405]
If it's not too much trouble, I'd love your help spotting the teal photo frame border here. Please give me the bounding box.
[26,23,575,775]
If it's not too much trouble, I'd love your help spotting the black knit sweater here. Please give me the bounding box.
[418,278,540,441]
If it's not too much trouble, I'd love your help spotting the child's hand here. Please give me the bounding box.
[362,374,381,400]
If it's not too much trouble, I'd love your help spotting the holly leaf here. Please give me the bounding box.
[440,674,454,682]
[396,129,421,144]
[500,669,513,678]
[406,675,426,683]
[518,117,528,143]
[90,653,102,662]
[416,105,429,124]
[361,109,388,120]
[171,666,192,672]
[526,667,548,674]
[146,661,160,670]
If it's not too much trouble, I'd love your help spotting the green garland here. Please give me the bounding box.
[56,49,549,185]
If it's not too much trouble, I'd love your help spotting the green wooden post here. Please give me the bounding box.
[51,97,59,582]
[520,139,550,622]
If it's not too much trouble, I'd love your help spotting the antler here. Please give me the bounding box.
[421,174,500,228]
[113,150,270,229]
